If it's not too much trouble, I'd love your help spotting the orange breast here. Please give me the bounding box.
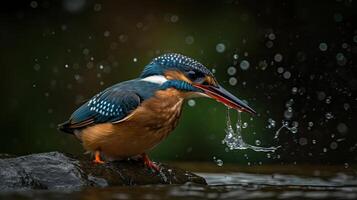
[80,88,185,160]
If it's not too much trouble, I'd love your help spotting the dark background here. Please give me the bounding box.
[0,0,356,165]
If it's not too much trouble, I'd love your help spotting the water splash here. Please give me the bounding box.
[222,108,279,152]
[274,121,298,139]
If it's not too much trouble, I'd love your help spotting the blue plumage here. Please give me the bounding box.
[59,79,163,133]
[141,53,213,78]
[71,90,140,124]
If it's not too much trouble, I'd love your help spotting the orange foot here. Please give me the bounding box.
[93,151,105,164]
[141,153,160,172]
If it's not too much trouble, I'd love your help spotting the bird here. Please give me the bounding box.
[58,53,256,172]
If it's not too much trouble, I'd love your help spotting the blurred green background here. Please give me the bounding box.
[1,0,356,165]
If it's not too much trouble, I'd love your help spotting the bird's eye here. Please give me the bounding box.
[202,80,209,85]
[187,70,196,79]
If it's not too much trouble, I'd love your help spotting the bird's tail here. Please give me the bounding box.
[57,121,75,134]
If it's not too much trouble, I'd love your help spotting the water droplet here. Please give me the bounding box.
[325,112,334,120]
[240,60,250,70]
[290,126,298,133]
[299,138,308,146]
[286,99,294,107]
[274,53,283,62]
[104,31,110,37]
[187,99,196,107]
[317,91,326,101]
[336,53,347,66]
[268,33,276,40]
[342,43,348,49]
[258,60,268,70]
[277,67,284,74]
[233,54,239,59]
[74,74,81,81]
[133,58,138,62]
[229,77,237,86]
[93,3,102,12]
[170,15,179,23]
[227,66,237,75]
[291,121,299,128]
[308,121,314,127]
[255,140,261,146]
[33,64,41,71]
[325,96,332,104]
[330,142,338,150]
[284,109,293,119]
[337,123,348,134]
[213,157,224,167]
[119,34,128,43]
[319,43,328,51]
[323,148,327,153]
[291,87,298,94]
[267,118,276,128]
[216,43,226,53]
[64,64,69,68]
[82,48,90,55]
[185,36,194,45]
[61,24,67,31]
[283,71,291,79]
[265,41,274,48]
[343,103,350,110]
[30,1,38,8]
[242,122,248,128]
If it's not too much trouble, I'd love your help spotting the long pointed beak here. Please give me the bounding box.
[194,84,257,115]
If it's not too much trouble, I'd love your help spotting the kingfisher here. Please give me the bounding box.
[59,53,256,172]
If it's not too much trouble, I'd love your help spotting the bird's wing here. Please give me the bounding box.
[65,89,141,129]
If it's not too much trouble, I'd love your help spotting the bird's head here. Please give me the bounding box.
[140,53,256,115]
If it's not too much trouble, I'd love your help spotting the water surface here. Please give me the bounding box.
[1,164,356,200]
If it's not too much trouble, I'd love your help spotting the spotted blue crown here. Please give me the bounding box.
[140,53,213,78]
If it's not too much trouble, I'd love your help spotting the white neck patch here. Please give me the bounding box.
[141,75,168,85]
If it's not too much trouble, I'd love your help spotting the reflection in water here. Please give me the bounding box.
[2,171,357,200]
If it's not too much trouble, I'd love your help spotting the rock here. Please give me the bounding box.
[0,152,206,191]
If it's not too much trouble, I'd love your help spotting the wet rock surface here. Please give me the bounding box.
[0,152,206,191]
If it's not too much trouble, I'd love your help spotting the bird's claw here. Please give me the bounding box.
[142,153,160,173]
[93,159,105,164]
[144,159,160,172]
[93,151,105,164]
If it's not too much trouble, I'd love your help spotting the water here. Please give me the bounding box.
[274,120,299,139]
[2,165,356,200]
[222,108,279,152]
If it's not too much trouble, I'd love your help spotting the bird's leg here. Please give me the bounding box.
[93,151,105,164]
[141,153,160,172]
